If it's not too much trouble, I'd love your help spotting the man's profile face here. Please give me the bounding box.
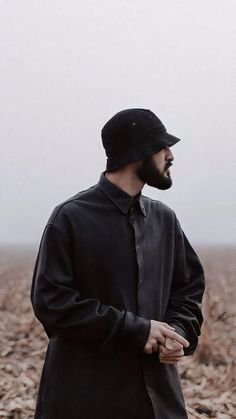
[135,147,174,190]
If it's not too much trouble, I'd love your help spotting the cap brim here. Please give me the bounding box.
[157,132,181,147]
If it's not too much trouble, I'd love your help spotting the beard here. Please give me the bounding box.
[135,154,173,190]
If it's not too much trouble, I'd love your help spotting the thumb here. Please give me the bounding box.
[165,337,174,350]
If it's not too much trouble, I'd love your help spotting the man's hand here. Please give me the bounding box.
[144,320,189,355]
[159,338,184,364]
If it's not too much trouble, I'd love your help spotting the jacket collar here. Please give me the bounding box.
[97,171,147,217]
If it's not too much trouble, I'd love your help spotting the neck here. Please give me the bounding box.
[104,169,144,197]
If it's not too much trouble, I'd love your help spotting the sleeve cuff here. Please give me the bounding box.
[169,324,187,339]
[169,323,197,356]
[121,311,151,351]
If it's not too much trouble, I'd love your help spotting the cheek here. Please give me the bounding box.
[153,156,164,168]
[160,160,167,172]
[151,152,167,172]
[155,152,166,166]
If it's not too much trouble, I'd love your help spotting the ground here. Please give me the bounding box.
[0,244,235,419]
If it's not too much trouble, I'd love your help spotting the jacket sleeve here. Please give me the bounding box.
[30,222,150,352]
[164,216,205,356]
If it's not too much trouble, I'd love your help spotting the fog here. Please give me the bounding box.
[1,0,235,245]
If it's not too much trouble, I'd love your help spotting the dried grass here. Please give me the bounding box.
[0,244,235,418]
[179,245,236,419]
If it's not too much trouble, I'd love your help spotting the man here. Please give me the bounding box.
[31,108,205,419]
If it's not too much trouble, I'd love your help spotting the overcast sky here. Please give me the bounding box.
[1,0,235,246]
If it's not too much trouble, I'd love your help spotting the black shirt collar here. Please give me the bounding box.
[97,171,147,217]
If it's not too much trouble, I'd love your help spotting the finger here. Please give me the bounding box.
[171,340,184,351]
[152,342,159,352]
[159,340,183,350]
[144,348,152,354]
[159,356,182,362]
[160,353,184,360]
[163,329,189,348]
[144,344,154,355]
[159,345,175,356]
[159,348,184,357]
[159,352,183,360]
[159,354,184,361]
[156,335,166,346]
[159,343,184,356]
[162,323,176,331]
[160,345,184,355]
[160,348,184,357]
[165,337,174,350]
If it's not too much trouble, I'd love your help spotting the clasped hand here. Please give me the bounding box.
[143,320,189,364]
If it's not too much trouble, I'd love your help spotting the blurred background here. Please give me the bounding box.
[1,0,236,246]
[0,1,235,418]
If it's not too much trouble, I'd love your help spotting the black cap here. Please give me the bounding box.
[101,108,181,171]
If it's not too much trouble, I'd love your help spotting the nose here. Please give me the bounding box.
[166,147,174,161]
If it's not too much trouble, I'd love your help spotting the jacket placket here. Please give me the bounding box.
[128,203,158,419]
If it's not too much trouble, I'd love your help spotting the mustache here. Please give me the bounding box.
[165,161,173,170]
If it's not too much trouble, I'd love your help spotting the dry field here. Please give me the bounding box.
[0,244,235,419]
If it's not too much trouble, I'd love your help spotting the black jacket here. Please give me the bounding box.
[30,171,205,419]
